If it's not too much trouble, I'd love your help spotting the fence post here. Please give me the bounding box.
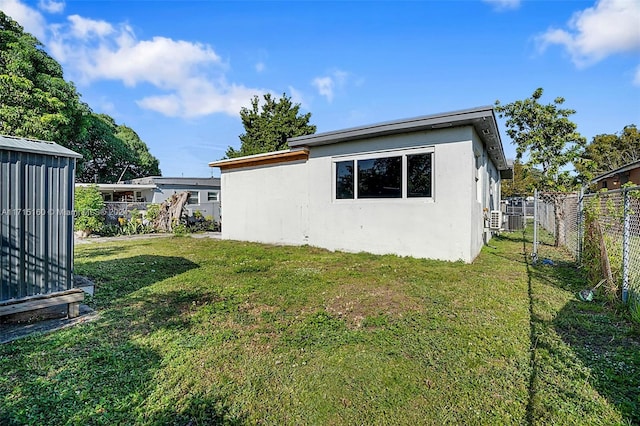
[533,189,538,260]
[622,189,630,303]
[577,187,584,264]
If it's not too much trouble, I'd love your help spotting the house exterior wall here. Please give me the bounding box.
[305,127,475,261]
[1,149,76,301]
[221,160,309,245]
[220,126,500,262]
[632,168,640,186]
[470,129,501,258]
[150,184,221,222]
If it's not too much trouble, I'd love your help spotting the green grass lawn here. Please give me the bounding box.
[0,231,638,425]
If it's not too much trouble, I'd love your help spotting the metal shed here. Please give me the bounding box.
[0,135,84,318]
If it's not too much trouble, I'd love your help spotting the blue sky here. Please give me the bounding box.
[2,0,639,178]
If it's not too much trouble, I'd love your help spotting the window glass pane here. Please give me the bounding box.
[407,153,432,197]
[357,157,402,198]
[187,191,199,204]
[208,191,218,201]
[336,160,354,199]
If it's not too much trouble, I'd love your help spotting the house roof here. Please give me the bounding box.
[127,176,221,187]
[591,159,640,183]
[76,183,157,191]
[208,148,310,171]
[0,134,82,159]
[288,106,509,171]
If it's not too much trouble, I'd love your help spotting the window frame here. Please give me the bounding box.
[332,146,435,202]
[207,191,219,202]
[187,190,200,205]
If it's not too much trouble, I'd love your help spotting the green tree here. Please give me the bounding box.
[76,114,162,183]
[116,124,161,178]
[76,113,131,183]
[495,88,585,192]
[0,11,86,144]
[495,88,585,246]
[226,93,316,158]
[501,160,543,197]
[575,125,640,183]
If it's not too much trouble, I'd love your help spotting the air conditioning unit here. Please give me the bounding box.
[489,210,502,230]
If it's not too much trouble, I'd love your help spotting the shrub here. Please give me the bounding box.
[173,223,189,236]
[145,204,160,222]
[74,185,105,234]
[98,223,120,237]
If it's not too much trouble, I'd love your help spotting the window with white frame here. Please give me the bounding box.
[207,191,219,202]
[187,191,199,204]
[334,147,434,200]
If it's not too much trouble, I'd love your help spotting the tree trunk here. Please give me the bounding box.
[154,192,189,232]
[553,197,567,247]
[554,197,565,247]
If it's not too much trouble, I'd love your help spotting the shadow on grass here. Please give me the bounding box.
[554,299,640,421]
[73,244,131,259]
[0,253,249,425]
[75,254,200,309]
[524,240,640,423]
[144,392,246,425]
[0,336,171,424]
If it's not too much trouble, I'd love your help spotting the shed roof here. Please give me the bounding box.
[0,134,82,159]
[288,106,509,171]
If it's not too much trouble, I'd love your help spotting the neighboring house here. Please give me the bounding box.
[76,177,221,223]
[591,160,640,190]
[209,106,511,262]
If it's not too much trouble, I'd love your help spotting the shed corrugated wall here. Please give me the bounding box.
[1,149,76,302]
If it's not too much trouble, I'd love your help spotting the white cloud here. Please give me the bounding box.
[0,0,47,39]
[38,0,64,13]
[3,0,275,118]
[45,13,267,118]
[537,0,640,67]
[312,76,335,102]
[482,0,521,11]
[137,81,265,118]
[255,61,265,73]
[312,69,351,102]
[67,14,114,39]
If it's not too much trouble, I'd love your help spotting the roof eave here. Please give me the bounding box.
[288,106,509,170]
[209,148,309,171]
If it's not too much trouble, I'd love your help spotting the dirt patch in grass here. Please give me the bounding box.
[324,285,422,328]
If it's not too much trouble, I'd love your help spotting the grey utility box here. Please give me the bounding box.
[0,135,84,318]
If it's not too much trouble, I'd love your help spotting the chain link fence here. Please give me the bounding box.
[533,187,640,313]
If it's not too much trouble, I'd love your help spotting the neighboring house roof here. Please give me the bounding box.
[0,134,82,159]
[590,160,640,184]
[75,183,156,190]
[76,177,220,190]
[288,106,509,171]
[127,176,221,187]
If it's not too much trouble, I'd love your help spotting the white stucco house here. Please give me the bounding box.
[209,106,512,262]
